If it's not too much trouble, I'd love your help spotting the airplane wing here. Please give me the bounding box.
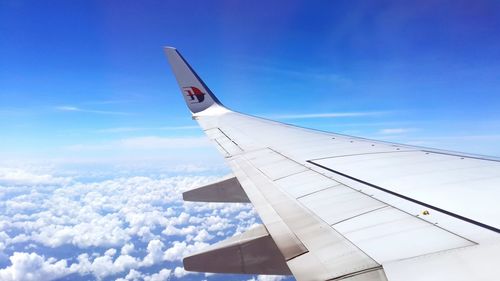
[164,47,500,281]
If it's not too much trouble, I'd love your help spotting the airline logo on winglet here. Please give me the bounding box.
[183,86,205,103]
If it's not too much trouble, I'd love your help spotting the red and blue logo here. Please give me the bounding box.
[183,86,205,103]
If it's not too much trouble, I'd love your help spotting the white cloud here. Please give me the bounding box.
[0,167,259,280]
[236,210,257,220]
[193,229,213,242]
[31,214,130,248]
[247,275,287,281]
[55,106,79,111]
[104,248,117,257]
[65,136,211,152]
[119,136,211,149]
[76,252,139,279]
[174,266,196,278]
[121,243,135,255]
[0,175,217,249]
[120,269,143,281]
[55,105,129,115]
[163,241,209,262]
[162,224,196,236]
[144,269,172,281]
[172,212,190,225]
[378,128,417,135]
[98,125,199,133]
[0,168,71,186]
[141,240,165,267]
[204,215,233,232]
[0,252,76,281]
[117,268,172,281]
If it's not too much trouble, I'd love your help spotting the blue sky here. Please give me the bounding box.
[1,1,500,280]
[2,0,500,169]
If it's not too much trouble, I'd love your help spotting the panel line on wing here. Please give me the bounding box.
[218,128,242,148]
[325,266,385,281]
[308,149,418,162]
[295,184,342,200]
[213,138,230,157]
[271,169,314,182]
[330,205,390,226]
[307,159,499,235]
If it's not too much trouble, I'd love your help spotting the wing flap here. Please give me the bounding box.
[182,176,250,203]
[184,225,292,275]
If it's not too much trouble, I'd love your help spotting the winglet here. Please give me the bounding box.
[164,47,223,113]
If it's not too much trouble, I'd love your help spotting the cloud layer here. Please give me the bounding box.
[0,167,279,281]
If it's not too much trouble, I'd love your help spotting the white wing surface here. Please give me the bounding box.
[164,47,500,281]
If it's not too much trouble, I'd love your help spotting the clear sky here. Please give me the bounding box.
[2,0,500,170]
[1,1,500,281]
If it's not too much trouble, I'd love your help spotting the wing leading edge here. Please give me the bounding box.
[164,47,500,281]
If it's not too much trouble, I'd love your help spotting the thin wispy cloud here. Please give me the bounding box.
[328,121,414,128]
[269,111,389,120]
[98,126,199,133]
[55,105,131,115]
[120,136,210,149]
[266,66,348,83]
[378,128,418,135]
[242,63,352,85]
[65,136,211,151]
[417,134,500,141]
[83,99,134,105]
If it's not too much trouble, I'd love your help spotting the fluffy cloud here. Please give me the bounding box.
[0,252,76,281]
[1,175,225,249]
[141,240,165,267]
[0,250,203,281]
[173,266,196,278]
[0,167,264,280]
[248,276,288,281]
[143,269,171,281]
[193,229,213,242]
[163,241,209,262]
[121,243,135,255]
[79,253,138,279]
[116,268,172,281]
